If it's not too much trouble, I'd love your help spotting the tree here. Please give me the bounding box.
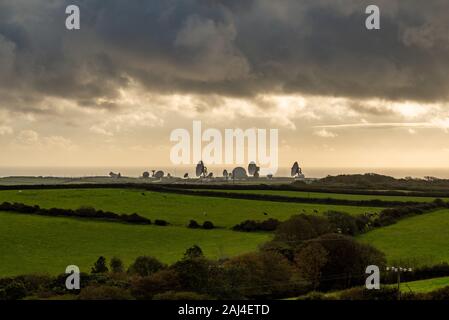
[223,251,294,298]
[324,211,360,235]
[202,221,214,230]
[128,256,165,277]
[311,234,386,290]
[110,257,125,273]
[274,214,332,245]
[0,281,27,300]
[130,269,181,300]
[78,286,132,300]
[294,242,328,289]
[171,257,218,295]
[184,245,204,259]
[91,256,108,274]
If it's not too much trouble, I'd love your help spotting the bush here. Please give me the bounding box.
[128,256,166,277]
[339,287,399,300]
[324,211,360,235]
[78,285,133,300]
[233,219,280,232]
[184,245,204,259]
[110,257,125,274]
[222,251,295,299]
[0,202,151,225]
[0,281,27,300]
[425,286,449,300]
[188,220,200,229]
[274,214,332,245]
[153,291,213,300]
[91,257,109,274]
[154,219,168,226]
[309,234,386,290]
[131,269,181,300]
[202,221,214,230]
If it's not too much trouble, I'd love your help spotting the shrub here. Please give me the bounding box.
[324,211,360,235]
[128,256,166,277]
[110,257,125,274]
[222,251,295,299]
[274,214,332,245]
[232,219,280,232]
[91,257,109,274]
[0,281,27,300]
[131,269,181,300]
[153,291,213,300]
[154,219,168,226]
[339,287,399,300]
[202,221,214,230]
[78,285,133,300]
[310,234,386,290]
[184,245,204,259]
[188,220,200,229]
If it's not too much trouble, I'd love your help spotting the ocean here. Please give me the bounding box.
[1,166,449,179]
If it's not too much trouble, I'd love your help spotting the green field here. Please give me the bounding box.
[398,276,449,293]
[0,189,381,228]
[358,209,449,266]
[0,212,270,277]
[199,189,446,203]
[295,276,449,299]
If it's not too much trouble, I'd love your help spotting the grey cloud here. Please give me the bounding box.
[1,0,449,115]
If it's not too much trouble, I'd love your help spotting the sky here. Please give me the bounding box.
[1,0,449,170]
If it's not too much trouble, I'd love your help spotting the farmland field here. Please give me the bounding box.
[398,276,449,293]
[358,209,449,266]
[0,189,382,228]
[1,187,446,279]
[0,212,270,277]
[198,189,447,203]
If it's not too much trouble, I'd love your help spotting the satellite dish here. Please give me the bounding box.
[207,172,213,178]
[223,170,228,177]
[248,161,260,177]
[232,167,248,179]
[142,172,150,179]
[196,161,207,178]
[184,173,189,179]
[291,161,305,179]
[291,162,300,177]
[154,170,164,179]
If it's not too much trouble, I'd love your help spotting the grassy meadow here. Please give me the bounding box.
[1,186,447,278]
[199,189,447,203]
[358,209,449,266]
[398,276,449,293]
[0,212,270,277]
[0,189,382,228]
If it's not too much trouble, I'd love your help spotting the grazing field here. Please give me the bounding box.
[358,209,449,266]
[0,189,381,228]
[0,212,270,277]
[199,189,447,203]
[398,276,449,293]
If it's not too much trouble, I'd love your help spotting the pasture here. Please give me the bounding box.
[0,189,382,228]
[198,189,447,203]
[0,212,270,277]
[358,209,449,266]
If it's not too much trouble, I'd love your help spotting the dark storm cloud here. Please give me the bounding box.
[1,0,449,113]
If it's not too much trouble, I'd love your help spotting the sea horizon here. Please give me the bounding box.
[1,166,449,179]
